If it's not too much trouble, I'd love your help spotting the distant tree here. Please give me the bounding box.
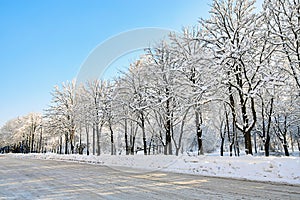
[102,82,116,155]
[146,42,179,155]
[169,27,214,155]
[0,117,21,151]
[272,83,297,156]
[118,59,151,155]
[0,113,42,153]
[45,81,77,154]
[75,84,92,155]
[83,80,108,156]
[25,113,42,153]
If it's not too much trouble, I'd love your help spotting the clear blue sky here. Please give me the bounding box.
[0,0,262,127]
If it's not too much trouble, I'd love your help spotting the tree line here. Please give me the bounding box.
[1,0,300,156]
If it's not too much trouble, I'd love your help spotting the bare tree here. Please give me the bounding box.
[169,27,214,155]
[45,80,77,154]
[83,80,108,156]
[200,0,265,154]
[265,0,300,90]
[117,59,151,155]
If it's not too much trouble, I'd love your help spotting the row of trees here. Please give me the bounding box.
[0,113,44,153]
[1,0,300,156]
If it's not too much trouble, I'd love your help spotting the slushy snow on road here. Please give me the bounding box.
[12,153,300,185]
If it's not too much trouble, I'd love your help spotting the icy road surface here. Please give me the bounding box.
[0,154,299,200]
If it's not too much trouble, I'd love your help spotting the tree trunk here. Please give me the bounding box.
[195,110,203,155]
[220,136,225,157]
[164,140,167,155]
[109,122,114,155]
[79,126,82,154]
[31,131,35,153]
[225,107,233,157]
[283,144,289,156]
[65,133,68,154]
[290,131,294,152]
[244,130,253,155]
[39,127,42,153]
[175,147,180,156]
[197,128,203,155]
[93,124,96,155]
[86,125,90,156]
[265,97,273,157]
[125,119,129,155]
[130,135,135,155]
[254,132,257,154]
[96,124,101,156]
[228,79,237,157]
[236,140,240,156]
[129,122,137,155]
[283,137,290,156]
[298,127,300,153]
[265,133,270,157]
[148,137,152,155]
[165,95,172,155]
[175,110,189,156]
[141,113,147,155]
[70,129,75,154]
[59,136,62,154]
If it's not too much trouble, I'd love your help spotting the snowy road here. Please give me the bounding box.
[0,155,299,200]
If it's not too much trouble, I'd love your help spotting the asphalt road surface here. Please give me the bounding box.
[0,154,299,200]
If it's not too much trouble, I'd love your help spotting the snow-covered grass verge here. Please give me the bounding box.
[11,153,300,185]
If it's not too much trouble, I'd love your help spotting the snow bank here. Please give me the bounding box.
[12,153,300,185]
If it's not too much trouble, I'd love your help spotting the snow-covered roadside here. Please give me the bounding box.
[11,153,300,185]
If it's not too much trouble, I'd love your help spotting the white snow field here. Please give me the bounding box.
[12,153,300,185]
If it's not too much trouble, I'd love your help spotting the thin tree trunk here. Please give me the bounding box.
[148,137,152,155]
[298,127,300,153]
[96,124,101,156]
[141,113,147,155]
[225,107,233,157]
[265,97,273,156]
[131,136,135,155]
[220,137,224,156]
[125,119,129,155]
[236,140,240,156]
[59,136,62,154]
[70,128,75,154]
[290,131,294,152]
[93,124,96,155]
[175,109,189,156]
[39,127,42,153]
[265,133,270,157]
[165,97,172,155]
[195,110,203,155]
[283,115,289,156]
[31,131,35,153]
[228,78,237,157]
[165,129,172,155]
[65,133,68,154]
[254,131,257,154]
[220,124,225,157]
[86,124,90,156]
[283,137,290,156]
[109,122,114,155]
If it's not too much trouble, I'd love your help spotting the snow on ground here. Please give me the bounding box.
[12,153,300,185]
